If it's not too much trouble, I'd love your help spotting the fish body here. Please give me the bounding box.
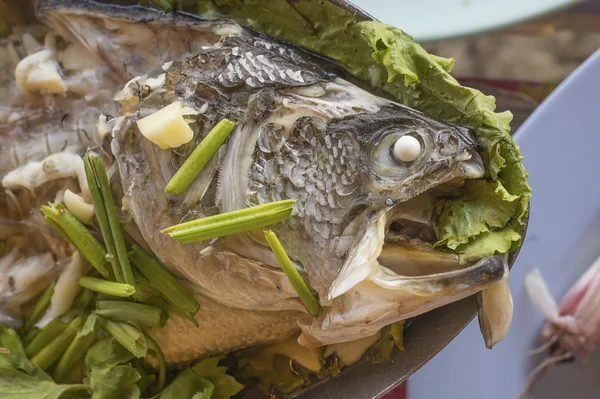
[0,0,514,367]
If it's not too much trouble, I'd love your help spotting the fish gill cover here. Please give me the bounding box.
[164,0,530,261]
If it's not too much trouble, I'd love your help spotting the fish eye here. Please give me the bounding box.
[392,135,421,163]
[370,129,430,179]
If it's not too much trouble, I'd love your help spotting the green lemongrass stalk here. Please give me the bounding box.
[73,289,96,310]
[165,119,236,194]
[129,245,199,325]
[264,230,321,317]
[41,203,111,279]
[22,328,40,346]
[97,317,147,358]
[24,282,55,331]
[95,300,167,328]
[142,331,166,392]
[163,199,295,244]
[79,276,135,298]
[31,316,83,370]
[54,325,97,382]
[84,155,135,285]
[25,318,67,357]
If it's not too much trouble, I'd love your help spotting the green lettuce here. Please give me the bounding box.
[369,321,405,363]
[188,0,530,260]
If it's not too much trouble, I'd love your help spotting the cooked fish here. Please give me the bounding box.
[0,0,513,366]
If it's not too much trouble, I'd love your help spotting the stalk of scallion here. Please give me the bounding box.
[41,203,111,279]
[129,245,199,326]
[97,316,147,358]
[79,276,135,298]
[23,282,55,331]
[164,119,236,194]
[264,230,321,317]
[142,331,166,392]
[54,324,97,382]
[31,316,83,370]
[25,318,67,357]
[95,300,168,328]
[84,155,135,285]
[162,199,295,244]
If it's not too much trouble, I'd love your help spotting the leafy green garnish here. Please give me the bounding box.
[158,370,214,399]
[190,358,244,399]
[0,325,49,380]
[0,368,89,399]
[86,339,141,399]
[237,351,308,395]
[370,321,406,363]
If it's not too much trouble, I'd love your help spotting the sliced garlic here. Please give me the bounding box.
[63,189,94,225]
[136,101,194,149]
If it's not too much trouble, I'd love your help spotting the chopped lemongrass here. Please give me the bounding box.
[264,230,321,317]
[79,276,135,298]
[54,323,97,382]
[129,244,199,325]
[164,118,236,194]
[25,318,66,357]
[97,316,148,358]
[24,282,55,331]
[95,300,168,328]
[31,316,83,370]
[41,203,111,279]
[163,199,295,244]
[73,289,96,310]
[142,331,166,392]
[84,155,135,285]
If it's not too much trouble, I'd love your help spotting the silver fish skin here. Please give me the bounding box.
[29,0,507,364]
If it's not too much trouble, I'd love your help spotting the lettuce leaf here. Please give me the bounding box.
[190,0,530,260]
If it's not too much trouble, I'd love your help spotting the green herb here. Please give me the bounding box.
[0,325,48,379]
[23,282,55,331]
[95,300,168,328]
[142,331,167,392]
[370,321,405,364]
[53,316,97,383]
[159,357,243,399]
[86,338,141,399]
[129,245,200,325]
[31,316,83,370]
[162,199,295,244]
[0,368,88,399]
[79,276,135,298]
[25,319,67,358]
[264,230,320,317]
[84,155,135,285]
[73,288,96,310]
[96,317,148,358]
[165,119,236,194]
[41,203,111,279]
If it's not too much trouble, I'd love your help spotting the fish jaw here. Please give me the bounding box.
[300,255,507,347]
[476,260,513,349]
